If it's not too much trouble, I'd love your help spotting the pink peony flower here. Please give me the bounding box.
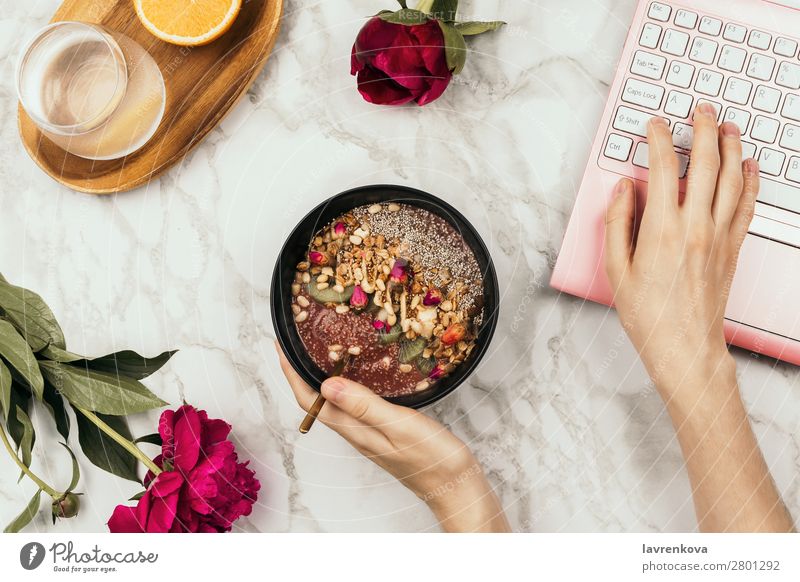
[108,405,260,533]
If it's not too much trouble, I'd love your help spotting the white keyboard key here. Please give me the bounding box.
[695,68,723,96]
[640,22,662,49]
[776,61,800,90]
[723,107,751,135]
[742,141,757,160]
[783,94,800,121]
[749,208,800,246]
[746,53,776,81]
[758,148,786,176]
[758,177,800,212]
[648,2,671,22]
[622,78,665,110]
[631,50,666,80]
[698,16,722,36]
[723,23,747,43]
[718,45,747,73]
[633,142,689,177]
[689,37,718,64]
[666,61,695,88]
[787,157,800,183]
[613,106,663,137]
[748,30,772,51]
[674,10,698,30]
[695,99,722,120]
[723,77,753,105]
[753,85,782,113]
[780,124,800,152]
[775,37,798,58]
[664,90,693,118]
[672,122,694,149]
[662,29,690,56]
[752,116,781,143]
[604,133,634,161]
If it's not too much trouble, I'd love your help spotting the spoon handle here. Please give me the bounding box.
[298,355,350,434]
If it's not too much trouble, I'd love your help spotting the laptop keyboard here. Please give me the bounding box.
[601,1,800,242]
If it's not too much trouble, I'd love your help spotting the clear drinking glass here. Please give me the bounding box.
[16,21,166,161]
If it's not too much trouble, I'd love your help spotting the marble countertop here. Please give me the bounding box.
[1,0,798,533]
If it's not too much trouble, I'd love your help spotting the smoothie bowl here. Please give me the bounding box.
[271,185,498,409]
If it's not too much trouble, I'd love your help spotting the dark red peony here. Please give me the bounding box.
[351,17,452,106]
[108,405,260,533]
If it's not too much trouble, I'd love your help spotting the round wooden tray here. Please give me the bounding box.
[18,0,283,194]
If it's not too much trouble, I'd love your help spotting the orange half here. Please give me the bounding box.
[134,0,243,46]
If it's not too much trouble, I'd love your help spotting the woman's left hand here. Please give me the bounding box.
[276,343,509,532]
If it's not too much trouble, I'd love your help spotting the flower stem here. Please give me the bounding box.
[0,422,60,498]
[75,407,162,477]
[416,0,434,14]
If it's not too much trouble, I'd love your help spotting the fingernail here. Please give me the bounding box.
[744,158,759,174]
[721,122,740,137]
[649,116,668,127]
[698,103,716,117]
[321,378,345,402]
[614,179,628,197]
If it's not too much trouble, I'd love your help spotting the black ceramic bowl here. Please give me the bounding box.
[270,184,499,409]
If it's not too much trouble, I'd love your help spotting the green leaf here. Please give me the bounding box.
[40,344,84,363]
[437,21,468,74]
[16,405,35,483]
[455,21,506,35]
[430,0,458,21]
[378,9,429,25]
[129,491,146,501]
[396,0,408,8]
[3,488,42,533]
[0,360,10,420]
[42,379,70,440]
[6,383,31,449]
[40,361,167,416]
[134,433,162,446]
[59,442,80,492]
[0,319,44,400]
[85,350,177,380]
[72,406,139,483]
[0,278,65,351]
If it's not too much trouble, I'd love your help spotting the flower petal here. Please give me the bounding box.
[107,505,144,533]
[357,67,415,105]
[173,406,202,472]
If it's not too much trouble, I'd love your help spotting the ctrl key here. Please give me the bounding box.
[604,133,634,161]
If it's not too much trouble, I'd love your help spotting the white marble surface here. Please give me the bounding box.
[1,0,798,533]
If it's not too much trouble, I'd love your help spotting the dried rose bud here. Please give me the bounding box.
[441,323,466,345]
[389,259,408,284]
[52,493,81,519]
[308,251,329,266]
[333,222,346,237]
[423,288,442,306]
[428,364,446,380]
[373,320,386,331]
[350,285,368,309]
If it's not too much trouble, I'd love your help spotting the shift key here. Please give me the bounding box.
[613,106,666,138]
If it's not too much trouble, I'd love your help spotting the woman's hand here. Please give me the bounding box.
[276,344,510,532]
[604,104,759,400]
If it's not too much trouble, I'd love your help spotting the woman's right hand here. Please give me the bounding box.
[277,343,510,532]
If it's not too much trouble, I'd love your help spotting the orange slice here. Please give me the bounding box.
[134,0,243,46]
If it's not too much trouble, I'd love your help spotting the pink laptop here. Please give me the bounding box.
[552,0,800,365]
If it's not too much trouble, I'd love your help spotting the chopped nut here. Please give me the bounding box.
[295,311,309,323]
[376,278,386,291]
[349,235,363,245]
[347,346,362,356]
[297,261,310,272]
[399,364,413,373]
[297,296,310,308]
[301,272,311,284]
[415,381,430,392]
[291,283,301,296]
[291,304,301,315]
[332,284,345,293]
[387,313,397,326]
[368,204,383,214]
[401,319,411,333]
[388,203,401,212]
[360,280,374,293]
[321,266,334,277]
[328,351,341,362]
[316,282,329,290]
[317,274,329,283]
[440,300,453,312]
[335,304,350,314]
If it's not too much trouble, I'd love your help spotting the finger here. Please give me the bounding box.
[685,103,721,216]
[604,178,636,288]
[274,342,373,435]
[713,121,744,230]
[729,159,759,250]
[321,376,414,431]
[644,116,680,220]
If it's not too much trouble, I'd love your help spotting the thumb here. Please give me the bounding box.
[321,377,404,428]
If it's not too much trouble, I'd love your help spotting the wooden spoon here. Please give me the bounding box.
[299,355,350,434]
